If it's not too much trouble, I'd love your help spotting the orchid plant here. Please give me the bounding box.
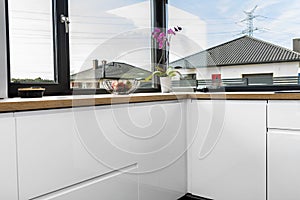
[146,26,182,81]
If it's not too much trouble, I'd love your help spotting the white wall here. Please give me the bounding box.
[193,62,300,80]
[0,0,7,98]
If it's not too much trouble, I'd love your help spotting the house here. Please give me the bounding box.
[171,36,300,85]
[70,61,152,89]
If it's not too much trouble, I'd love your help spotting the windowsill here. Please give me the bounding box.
[1,92,300,113]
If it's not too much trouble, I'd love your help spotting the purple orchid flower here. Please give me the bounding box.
[167,28,176,35]
[152,27,161,39]
[152,26,182,49]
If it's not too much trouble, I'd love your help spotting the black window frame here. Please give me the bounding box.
[6,0,166,97]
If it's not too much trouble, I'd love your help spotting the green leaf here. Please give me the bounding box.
[145,70,165,81]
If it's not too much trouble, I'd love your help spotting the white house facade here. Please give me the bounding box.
[171,36,300,85]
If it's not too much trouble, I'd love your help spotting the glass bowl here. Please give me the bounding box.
[103,79,140,95]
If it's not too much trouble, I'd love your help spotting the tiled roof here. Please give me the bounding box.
[71,62,151,80]
[171,36,300,68]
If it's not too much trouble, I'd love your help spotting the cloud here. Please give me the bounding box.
[244,0,281,11]
[257,0,300,47]
[217,0,235,14]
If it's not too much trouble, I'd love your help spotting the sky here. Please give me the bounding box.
[170,0,300,49]
[7,0,300,79]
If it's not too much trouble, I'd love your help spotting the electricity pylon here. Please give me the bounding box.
[240,5,259,36]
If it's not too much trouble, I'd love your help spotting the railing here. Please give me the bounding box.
[171,76,300,90]
[272,76,299,85]
[196,76,300,87]
[172,80,197,88]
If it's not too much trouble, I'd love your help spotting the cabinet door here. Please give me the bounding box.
[187,100,266,200]
[90,101,187,200]
[15,108,136,200]
[268,130,300,200]
[0,114,18,200]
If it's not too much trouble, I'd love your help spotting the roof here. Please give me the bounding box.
[71,62,151,81]
[171,36,300,68]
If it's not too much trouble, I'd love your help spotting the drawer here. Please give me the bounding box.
[268,129,300,200]
[16,109,137,200]
[268,101,300,130]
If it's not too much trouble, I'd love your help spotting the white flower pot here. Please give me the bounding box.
[160,77,172,93]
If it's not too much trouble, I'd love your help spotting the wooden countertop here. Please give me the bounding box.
[1,92,300,113]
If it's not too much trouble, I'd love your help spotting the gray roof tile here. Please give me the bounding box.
[171,36,300,68]
[71,62,151,80]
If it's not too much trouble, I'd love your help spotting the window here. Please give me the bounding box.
[8,1,300,95]
[243,73,273,85]
[7,0,70,97]
[168,0,300,92]
[6,0,166,96]
[69,0,154,91]
[8,0,54,83]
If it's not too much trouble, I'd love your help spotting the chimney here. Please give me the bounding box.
[293,38,300,53]
[92,59,98,70]
[101,60,107,78]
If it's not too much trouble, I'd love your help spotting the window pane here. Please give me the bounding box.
[69,0,152,89]
[169,0,300,90]
[8,0,55,83]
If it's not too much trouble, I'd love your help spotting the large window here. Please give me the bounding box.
[168,0,300,92]
[6,0,165,96]
[69,0,155,90]
[8,0,299,95]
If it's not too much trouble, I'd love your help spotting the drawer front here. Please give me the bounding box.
[268,101,300,130]
[268,130,300,200]
[16,109,135,200]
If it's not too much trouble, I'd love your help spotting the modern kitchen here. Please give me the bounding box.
[1,0,300,200]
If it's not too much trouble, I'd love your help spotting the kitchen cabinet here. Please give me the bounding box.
[268,101,300,200]
[0,113,18,200]
[187,100,266,200]
[15,108,137,200]
[15,101,186,200]
[92,101,187,200]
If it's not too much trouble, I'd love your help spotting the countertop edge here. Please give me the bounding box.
[1,92,300,113]
[0,93,188,113]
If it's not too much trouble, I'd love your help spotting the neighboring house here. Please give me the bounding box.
[171,36,300,85]
[70,61,152,89]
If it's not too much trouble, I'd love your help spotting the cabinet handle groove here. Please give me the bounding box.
[28,163,137,200]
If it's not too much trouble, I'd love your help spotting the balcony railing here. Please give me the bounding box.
[171,76,300,92]
[196,76,300,87]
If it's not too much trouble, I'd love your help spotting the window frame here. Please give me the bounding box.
[6,0,166,97]
[6,0,70,97]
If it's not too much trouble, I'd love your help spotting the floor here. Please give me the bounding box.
[178,193,212,200]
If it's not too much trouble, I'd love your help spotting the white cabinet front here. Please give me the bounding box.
[15,109,136,200]
[15,101,187,200]
[91,101,187,200]
[187,100,266,200]
[268,100,300,130]
[0,114,18,200]
[268,130,300,200]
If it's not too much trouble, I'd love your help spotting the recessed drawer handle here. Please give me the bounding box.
[28,163,137,200]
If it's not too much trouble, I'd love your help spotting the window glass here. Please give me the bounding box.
[169,0,300,90]
[69,0,153,89]
[8,0,54,83]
